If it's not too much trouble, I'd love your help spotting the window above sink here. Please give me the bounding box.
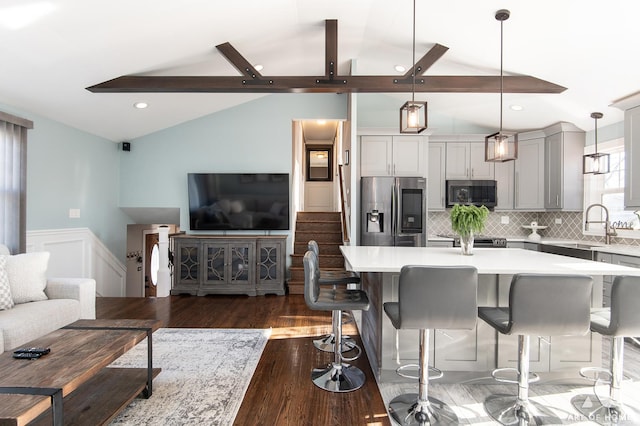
[584,138,640,239]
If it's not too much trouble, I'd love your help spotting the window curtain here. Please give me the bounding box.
[0,111,33,254]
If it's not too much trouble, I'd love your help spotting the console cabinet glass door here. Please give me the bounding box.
[256,239,285,295]
[175,239,201,293]
[202,241,254,293]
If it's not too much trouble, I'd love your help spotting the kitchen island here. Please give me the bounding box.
[340,245,640,383]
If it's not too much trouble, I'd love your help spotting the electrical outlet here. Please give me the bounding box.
[69,208,80,218]
[501,216,510,224]
[555,218,562,224]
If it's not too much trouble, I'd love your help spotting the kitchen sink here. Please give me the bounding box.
[540,243,597,260]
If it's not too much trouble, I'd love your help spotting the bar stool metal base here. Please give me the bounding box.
[311,362,365,393]
[313,334,357,353]
[388,393,458,426]
[571,394,640,425]
[484,394,562,425]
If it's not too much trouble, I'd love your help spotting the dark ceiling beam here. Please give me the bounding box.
[87,75,566,94]
[86,19,567,94]
[400,43,449,81]
[215,42,263,79]
[325,19,338,79]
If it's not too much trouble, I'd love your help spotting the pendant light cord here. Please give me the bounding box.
[594,116,598,153]
[411,0,416,103]
[499,17,504,135]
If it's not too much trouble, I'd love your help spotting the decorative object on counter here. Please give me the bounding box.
[485,9,518,162]
[399,0,427,134]
[583,112,610,174]
[450,204,489,255]
[522,221,547,242]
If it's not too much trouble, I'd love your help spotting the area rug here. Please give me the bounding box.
[109,328,271,425]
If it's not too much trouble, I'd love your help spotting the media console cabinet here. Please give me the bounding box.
[170,234,287,296]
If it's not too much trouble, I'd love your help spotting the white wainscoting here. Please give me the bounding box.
[26,228,126,297]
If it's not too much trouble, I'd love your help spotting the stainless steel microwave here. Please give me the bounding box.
[446,180,497,209]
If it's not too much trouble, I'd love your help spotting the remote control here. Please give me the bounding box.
[13,352,42,360]
[13,347,50,355]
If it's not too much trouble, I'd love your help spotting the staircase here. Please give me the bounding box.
[289,212,346,295]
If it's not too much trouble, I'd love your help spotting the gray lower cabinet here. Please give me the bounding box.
[171,235,287,296]
[596,251,640,307]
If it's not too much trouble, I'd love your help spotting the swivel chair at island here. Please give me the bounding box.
[478,273,593,426]
[307,240,361,353]
[303,251,370,392]
[384,265,478,425]
[571,275,640,426]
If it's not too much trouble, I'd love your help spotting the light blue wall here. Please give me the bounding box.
[0,104,131,260]
[120,93,348,230]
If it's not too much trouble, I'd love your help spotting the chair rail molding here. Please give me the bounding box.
[26,227,126,297]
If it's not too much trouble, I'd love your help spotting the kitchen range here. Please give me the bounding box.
[437,234,508,248]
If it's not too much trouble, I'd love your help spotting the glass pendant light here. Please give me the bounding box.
[399,0,427,134]
[485,9,518,162]
[583,112,610,174]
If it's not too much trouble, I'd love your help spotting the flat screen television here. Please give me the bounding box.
[188,173,290,231]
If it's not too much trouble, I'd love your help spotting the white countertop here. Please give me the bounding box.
[340,245,640,275]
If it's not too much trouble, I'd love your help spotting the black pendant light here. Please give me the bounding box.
[583,112,610,174]
[399,0,427,134]
[485,9,518,162]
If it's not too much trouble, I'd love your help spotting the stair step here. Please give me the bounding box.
[295,221,342,232]
[290,254,345,268]
[296,212,341,222]
[295,231,342,244]
[293,242,342,255]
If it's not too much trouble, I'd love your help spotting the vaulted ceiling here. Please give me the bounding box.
[1,0,638,141]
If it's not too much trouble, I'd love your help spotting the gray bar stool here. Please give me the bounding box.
[571,275,640,425]
[303,251,370,392]
[384,265,478,425]
[478,273,593,426]
[307,240,361,353]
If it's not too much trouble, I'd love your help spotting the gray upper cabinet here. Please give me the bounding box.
[494,160,514,210]
[624,105,640,207]
[514,136,545,210]
[445,142,494,180]
[360,135,426,177]
[543,123,585,210]
[611,95,640,208]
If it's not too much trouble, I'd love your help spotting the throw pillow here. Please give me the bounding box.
[5,252,50,304]
[0,256,14,310]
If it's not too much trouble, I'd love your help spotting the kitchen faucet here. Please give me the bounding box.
[584,203,617,244]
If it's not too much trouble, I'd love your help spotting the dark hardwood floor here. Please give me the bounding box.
[97,295,391,426]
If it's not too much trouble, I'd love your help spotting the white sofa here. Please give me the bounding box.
[0,245,96,353]
[0,277,96,353]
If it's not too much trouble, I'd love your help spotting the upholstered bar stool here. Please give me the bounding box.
[303,251,370,392]
[384,265,478,425]
[308,240,361,353]
[571,275,640,426]
[478,273,593,426]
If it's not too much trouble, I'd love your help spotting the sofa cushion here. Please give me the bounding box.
[3,252,50,304]
[0,299,80,351]
[0,256,14,311]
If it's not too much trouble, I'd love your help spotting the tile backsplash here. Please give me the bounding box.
[428,210,640,246]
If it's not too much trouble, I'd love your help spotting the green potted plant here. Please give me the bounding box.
[450,204,490,255]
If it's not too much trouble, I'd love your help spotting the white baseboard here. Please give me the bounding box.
[27,228,126,297]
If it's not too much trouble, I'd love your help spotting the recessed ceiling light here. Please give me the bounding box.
[394,65,406,73]
[254,64,263,72]
[133,102,148,109]
[510,104,523,111]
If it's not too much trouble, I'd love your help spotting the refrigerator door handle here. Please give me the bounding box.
[393,180,400,236]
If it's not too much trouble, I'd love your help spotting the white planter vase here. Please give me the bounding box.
[459,233,474,255]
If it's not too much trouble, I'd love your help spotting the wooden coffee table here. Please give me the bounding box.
[0,319,162,426]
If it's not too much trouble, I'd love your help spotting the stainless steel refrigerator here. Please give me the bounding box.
[360,176,427,247]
